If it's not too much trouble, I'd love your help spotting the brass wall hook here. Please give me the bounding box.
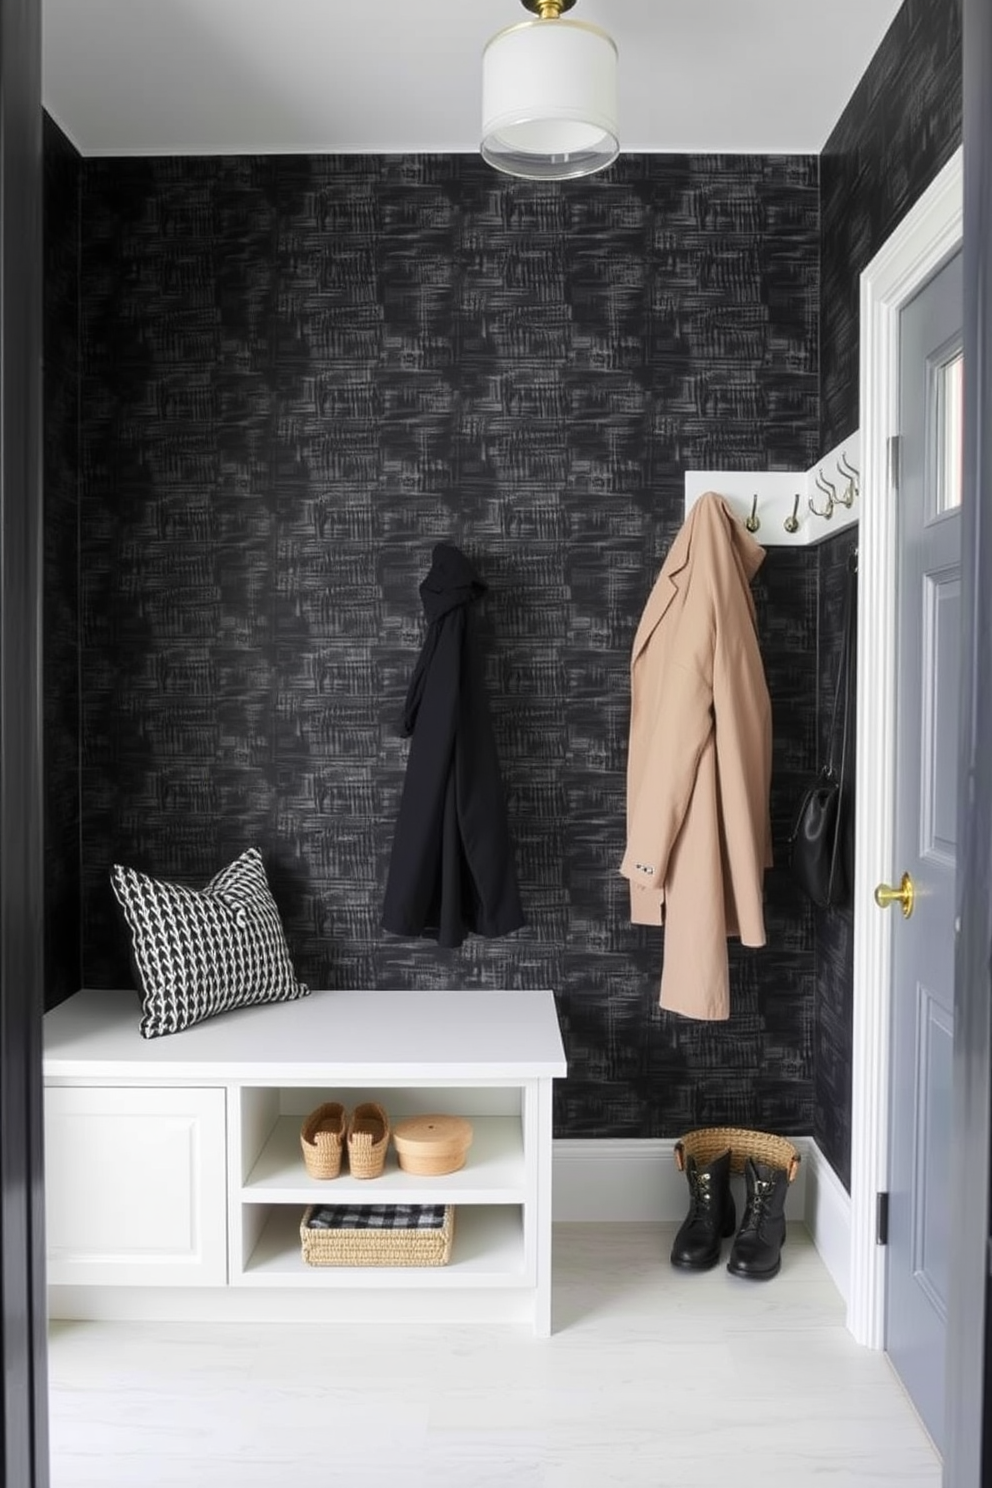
[784,493,800,534]
[836,451,860,507]
[833,473,855,508]
[745,494,760,533]
[817,468,838,504]
[809,471,834,520]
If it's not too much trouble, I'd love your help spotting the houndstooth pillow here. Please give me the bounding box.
[110,847,309,1038]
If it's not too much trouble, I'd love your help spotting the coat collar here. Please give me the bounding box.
[631,493,765,664]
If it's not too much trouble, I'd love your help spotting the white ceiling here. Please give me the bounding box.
[43,0,904,159]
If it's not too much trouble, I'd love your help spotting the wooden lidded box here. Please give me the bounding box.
[392,1114,474,1175]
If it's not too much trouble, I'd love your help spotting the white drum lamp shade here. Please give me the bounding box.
[481,8,619,181]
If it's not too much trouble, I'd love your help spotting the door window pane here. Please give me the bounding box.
[934,350,963,512]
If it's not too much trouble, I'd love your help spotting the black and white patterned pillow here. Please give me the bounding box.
[110,847,310,1038]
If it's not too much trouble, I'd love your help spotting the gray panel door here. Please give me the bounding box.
[885,248,963,1453]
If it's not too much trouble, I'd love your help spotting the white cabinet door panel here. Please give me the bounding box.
[45,1087,227,1286]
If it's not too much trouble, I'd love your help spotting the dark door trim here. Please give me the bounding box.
[945,0,992,1481]
[0,0,50,1484]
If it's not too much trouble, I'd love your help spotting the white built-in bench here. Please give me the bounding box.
[43,986,567,1336]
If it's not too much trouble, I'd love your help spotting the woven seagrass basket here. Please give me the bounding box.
[674,1127,801,1183]
[300,1204,455,1268]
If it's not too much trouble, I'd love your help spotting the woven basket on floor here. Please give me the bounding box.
[300,1102,346,1179]
[674,1127,801,1182]
[300,1204,455,1268]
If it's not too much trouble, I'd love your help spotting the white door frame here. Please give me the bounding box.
[848,145,963,1348]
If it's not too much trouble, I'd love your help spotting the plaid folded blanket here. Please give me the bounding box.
[305,1204,448,1231]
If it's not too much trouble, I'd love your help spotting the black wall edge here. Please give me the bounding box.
[42,112,82,1014]
[945,0,992,1480]
[0,0,51,1483]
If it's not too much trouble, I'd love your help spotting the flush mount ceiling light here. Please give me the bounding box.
[481,0,619,181]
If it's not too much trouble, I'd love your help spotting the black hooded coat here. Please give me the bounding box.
[381,544,525,948]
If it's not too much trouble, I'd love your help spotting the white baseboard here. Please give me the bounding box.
[552,1139,690,1222]
[552,1136,851,1305]
[801,1140,852,1303]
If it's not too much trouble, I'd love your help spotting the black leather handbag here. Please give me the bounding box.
[789,553,857,909]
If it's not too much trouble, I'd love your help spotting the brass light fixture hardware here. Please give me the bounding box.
[522,0,576,14]
[874,871,915,919]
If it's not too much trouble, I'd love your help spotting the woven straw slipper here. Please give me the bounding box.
[347,1101,390,1179]
[300,1102,347,1179]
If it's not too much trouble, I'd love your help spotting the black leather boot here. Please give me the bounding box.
[670,1148,736,1270]
[727,1158,789,1280]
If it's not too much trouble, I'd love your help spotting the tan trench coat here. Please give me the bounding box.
[620,492,773,1020]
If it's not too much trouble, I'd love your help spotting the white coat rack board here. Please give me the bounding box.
[684,432,860,547]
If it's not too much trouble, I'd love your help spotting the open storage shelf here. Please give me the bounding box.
[242,1114,526,1204]
[241,1204,525,1287]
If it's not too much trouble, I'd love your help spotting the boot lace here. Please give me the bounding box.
[743,1178,776,1234]
[687,1174,716,1222]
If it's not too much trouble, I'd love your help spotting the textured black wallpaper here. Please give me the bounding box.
[43,113,81,1010]
[820,0,962,452]
[78,153,820,1138]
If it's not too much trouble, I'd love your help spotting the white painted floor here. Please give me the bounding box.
[48,1222,940,1488]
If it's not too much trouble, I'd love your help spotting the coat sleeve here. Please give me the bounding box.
[452,621,526,940]
[712,588,773,945]
[381,611,462,936]
[619,625,714,900]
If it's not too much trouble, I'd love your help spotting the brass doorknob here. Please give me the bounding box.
[874,872,915,919]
